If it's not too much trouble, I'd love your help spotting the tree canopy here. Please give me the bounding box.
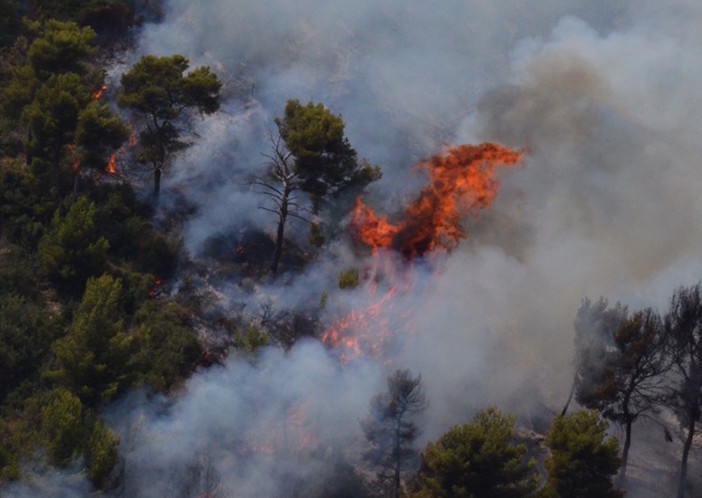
[48,273,133,404]
[543,409,623,498]
[275,99,381,212]
[573,298,670,479]
[118,54,221,198]
[409,407,539,498]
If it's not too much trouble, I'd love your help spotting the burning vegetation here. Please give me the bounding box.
[323,143,522,363]
[351,143,522,259]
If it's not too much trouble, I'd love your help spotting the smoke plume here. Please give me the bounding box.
[14,1,702,496]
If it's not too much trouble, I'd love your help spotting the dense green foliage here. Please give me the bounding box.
[543,410,623,498]
[41,387,84,465]
[275,99,381,211]
[37,196,110,285]
[1,19,127,198]
[409,407,539,498]
[1,5,699,497]
[0,15,202,486]
[0,293,56,402]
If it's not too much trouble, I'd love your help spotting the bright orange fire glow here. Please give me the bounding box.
[323,143,523,362]
[322,254,417,363]
[351,143,522,258]
[91,85,107,100]
[106,153,117,174]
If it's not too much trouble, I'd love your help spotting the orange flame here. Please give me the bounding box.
[324,143,522,362]
[128,128,138,147]
[106,153,117,174]
[351,143,522,258]
[149,277,163,298]
[322,254,417,363]
[91,85,107,100]
[67,143,80,171]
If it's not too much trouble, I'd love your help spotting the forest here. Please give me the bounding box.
[1,1,701,497]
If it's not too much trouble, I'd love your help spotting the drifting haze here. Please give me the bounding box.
[11,1,702,496]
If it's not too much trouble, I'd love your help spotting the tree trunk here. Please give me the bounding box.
[619,419,633,481]
[271,185,290,274]
[561,376,576,416]
[153,166,161,200]
[677,419,695,498]
[392,425,401,498]
[393,456,401,498]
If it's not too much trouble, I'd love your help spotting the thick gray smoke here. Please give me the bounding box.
[105,341,382,497]
[11,1,702,496]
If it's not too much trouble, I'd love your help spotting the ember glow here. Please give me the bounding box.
[351,143,522,258]
[322,253,418,363]
[91,85,107,100]
[106,153,117,174]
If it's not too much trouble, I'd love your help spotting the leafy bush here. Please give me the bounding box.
[338,267,360,289]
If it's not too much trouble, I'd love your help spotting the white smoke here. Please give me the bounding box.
[26,0,702,496]
[107,340,382,497]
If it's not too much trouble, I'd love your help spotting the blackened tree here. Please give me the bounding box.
[36,196,109,286]
[664,283,702,498]
[572,299,670,479]
[48,274,133,404]
[361,369,427,498]
[118,54,221,199]
[275,99,381,211]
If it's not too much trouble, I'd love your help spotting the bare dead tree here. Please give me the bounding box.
[252,132,308,274]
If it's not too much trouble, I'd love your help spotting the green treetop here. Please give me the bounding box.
[48,274,133,404]
[27,19,96,79]
[543,409,624,498]
[118,54,221,199]
[275,99,381,212]
[409,407,539,498]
